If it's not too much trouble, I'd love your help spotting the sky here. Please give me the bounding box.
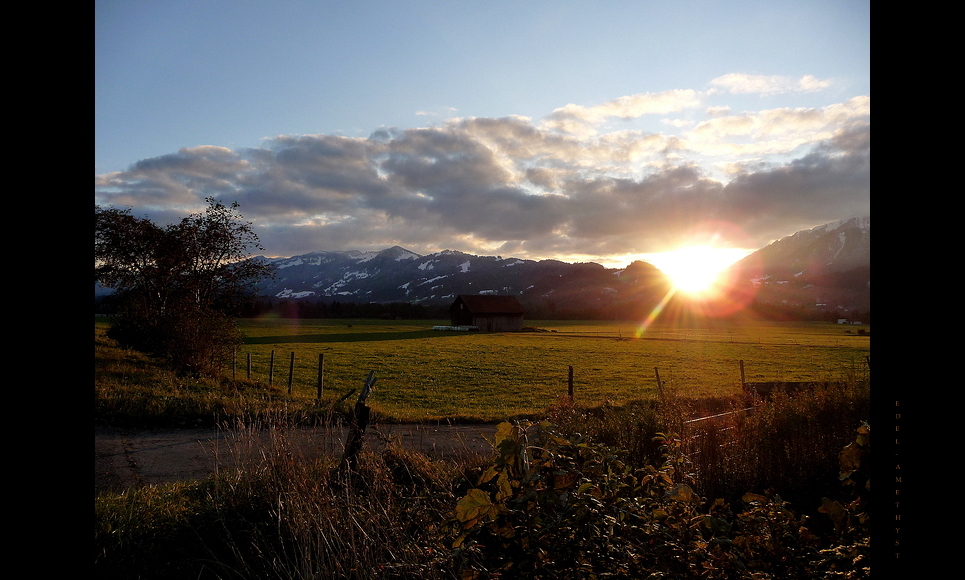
[95,0,870,269]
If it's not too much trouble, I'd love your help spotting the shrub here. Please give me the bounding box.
[450,421,706,578]
[450,420,872,579]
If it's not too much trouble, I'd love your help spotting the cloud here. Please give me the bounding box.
[685,96,870,157]
[95,146,253,211]
[541,89,703,135]
[710,73,832,95]
[95,84,869,263]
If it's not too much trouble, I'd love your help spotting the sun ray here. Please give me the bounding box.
[631,242,760,330]
[634,285,677,337]
[644,246,752,298]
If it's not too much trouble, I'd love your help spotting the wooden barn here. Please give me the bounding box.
[449,294,525,332]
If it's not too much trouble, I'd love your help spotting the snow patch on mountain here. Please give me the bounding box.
[277,289,316,298]
[418,275,447,286]
[394,249,421,261]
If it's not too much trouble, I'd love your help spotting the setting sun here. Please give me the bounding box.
[644,247,752,296]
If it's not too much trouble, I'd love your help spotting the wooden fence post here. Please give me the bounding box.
[287,351,295,395]
[317,353,325,401]
[269,350,275,386]
[654,367,664,398]
[568,365,574,402]
[247,352,252,379]
[338,371,377,476]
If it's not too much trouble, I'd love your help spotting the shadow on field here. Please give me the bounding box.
[244,330,465,344]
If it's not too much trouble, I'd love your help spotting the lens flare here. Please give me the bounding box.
[647,246,752,297]
[633,221,764,332]
[634,286,678,337]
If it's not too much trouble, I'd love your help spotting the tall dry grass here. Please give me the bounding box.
[95,415,488,579]
[544,376,870,511]
[681,379,871,509]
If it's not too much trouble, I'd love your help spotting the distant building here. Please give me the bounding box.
[449,294,525,332]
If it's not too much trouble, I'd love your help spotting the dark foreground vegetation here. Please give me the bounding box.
[95,330,871,579]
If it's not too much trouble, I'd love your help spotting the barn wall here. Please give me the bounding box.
[474,314,523,332]
[451,309,473,326]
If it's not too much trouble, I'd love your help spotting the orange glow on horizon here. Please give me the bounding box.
[642,246,752,297]
[631,224,762,334]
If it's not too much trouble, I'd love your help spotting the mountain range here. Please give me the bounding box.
[250,216,870,318]
[727,216,870,314]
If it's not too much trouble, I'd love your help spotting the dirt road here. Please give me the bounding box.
[95,423,497,496]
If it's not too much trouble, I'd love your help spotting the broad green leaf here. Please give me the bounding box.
[554,470,580,490]
[478,466,498,485]
[819,497,847,529]
[838,441,863,479]
[455,489,494,523]
[665,483,695,502]
[494,422,516,446]
[452,531,470,548]
[496,472,514,501]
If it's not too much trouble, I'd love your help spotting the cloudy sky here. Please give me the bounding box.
[95,0,870,267]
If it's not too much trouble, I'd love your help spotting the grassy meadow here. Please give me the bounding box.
[227,317,870,422]
[95,316,873,578]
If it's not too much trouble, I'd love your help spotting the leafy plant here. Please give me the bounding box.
[811,422,871,578]
[449,420,873,579]
[450,421,702,578]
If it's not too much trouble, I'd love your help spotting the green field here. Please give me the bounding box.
[228,317,870,422]
[97,317,872,578]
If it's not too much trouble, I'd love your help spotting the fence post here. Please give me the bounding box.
[317,353,325,401]
[568,365,574,402]
[654,367,664,398]
[247,352,252,379]
[269,350,275,386]
[338,371,377,476]
[288,351,295,395]
[739,360,746,393]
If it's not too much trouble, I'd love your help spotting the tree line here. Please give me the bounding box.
[234,297,450,320]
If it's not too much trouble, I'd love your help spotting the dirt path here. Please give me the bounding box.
[95,423,497,496]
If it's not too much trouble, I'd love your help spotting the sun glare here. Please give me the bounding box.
[645,247,751,296]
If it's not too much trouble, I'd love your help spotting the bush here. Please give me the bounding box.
[450,421,709,578]
[450,420,872,579]
[107,305,243,376]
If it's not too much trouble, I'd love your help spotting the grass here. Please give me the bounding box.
[95,433,474,579]
[96,317,870,426]
[232,317,870,422]
[95,317,872,579]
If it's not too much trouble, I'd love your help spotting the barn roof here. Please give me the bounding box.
[450,294,525,315]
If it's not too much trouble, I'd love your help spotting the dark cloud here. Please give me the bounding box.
[720,126,870,245]
[95,101,869,261]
